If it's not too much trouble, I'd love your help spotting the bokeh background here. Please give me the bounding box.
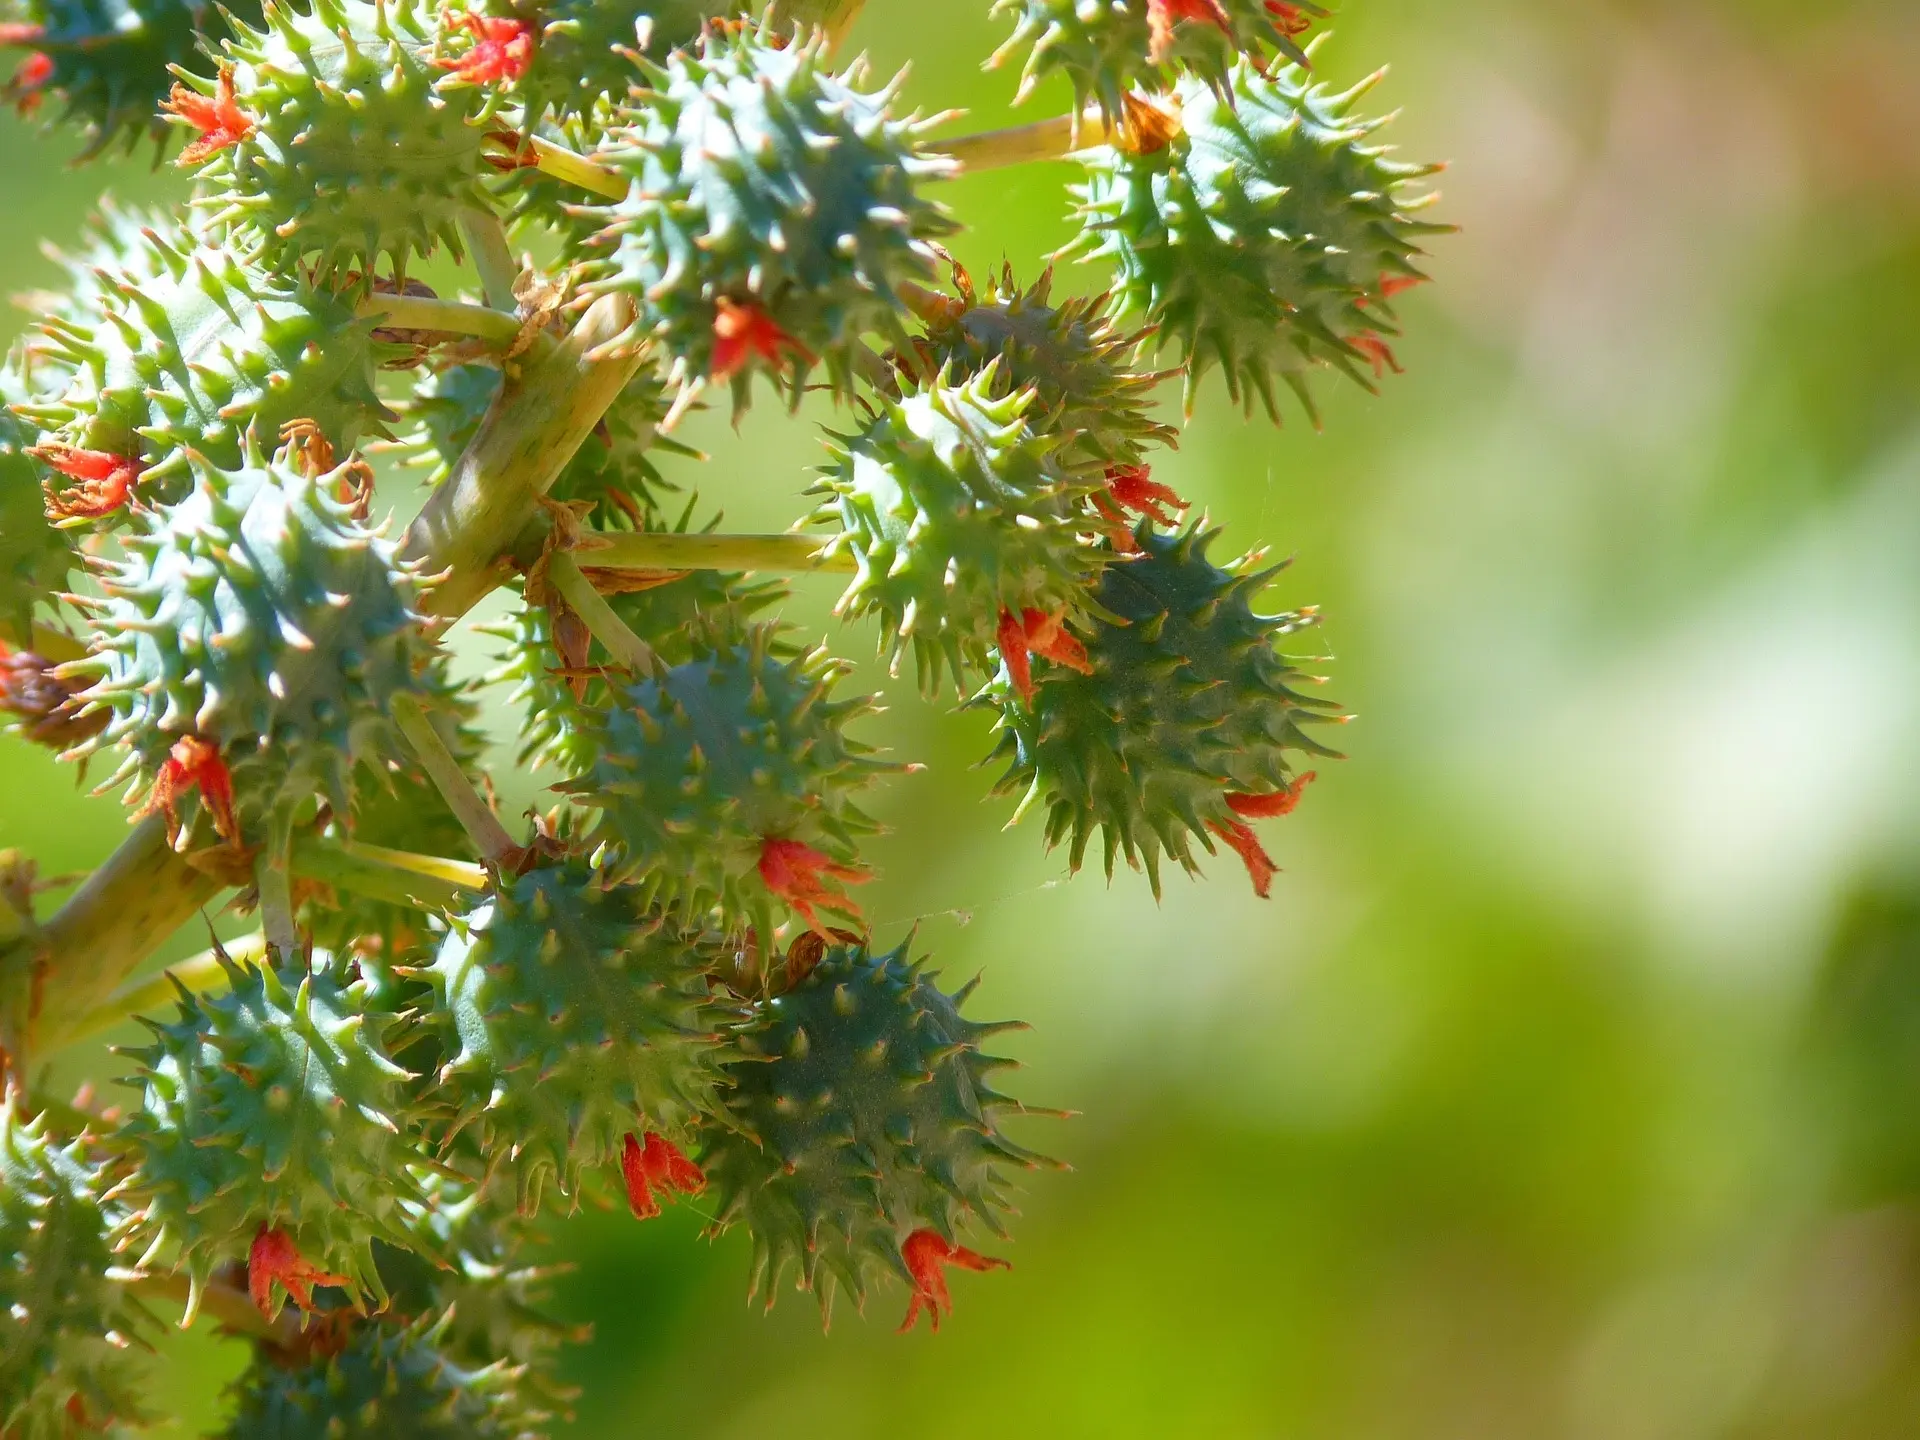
[6,0,1920,1434]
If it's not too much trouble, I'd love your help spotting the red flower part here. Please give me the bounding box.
[757,837,871,939]
[1094,463,1189,550]
[5,48,52,114]
[143,735,240,846]
[1265,1,1313,36]
[1224,770,1316,819]
[1207,818,1278,898]
[438,12,534,84]
[163,67,251,166]
[897,1229,1009,1333]
[996,608,1092,706]
[0,22,47,43]
[711,298,812,381]
[36,445,143,519]
[1379,273,1426,300]
[1146,0,1232,65]
[1353,332,1402,379]
[620,1131,706,1220]
[248,1225,350,1318]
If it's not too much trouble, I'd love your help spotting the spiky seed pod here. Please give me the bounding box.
[988,0,1324,125]
[0,0,263,157]
[899,264,1175,478]
[0,1098,158,1438]
[474,0,737,130]
[0,359,73,638]
[1062,60,1446,422]
[182,0,495,282]
[987,521,1342,892]
[19,223,393,503]
[398,362,689,525]
[66,444,434,840]
[219,1311,537,1440]
[581,20,958,410]
[422,859,731,1212]
[559,625,888,941]
[701,941,1047,1319]
[812,365,1103,696]
[483,561,785,773]
[376,1174,582,1422]
[115,954,427,1321]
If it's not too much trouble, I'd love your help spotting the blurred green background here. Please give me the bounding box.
[7,0,1920,1434]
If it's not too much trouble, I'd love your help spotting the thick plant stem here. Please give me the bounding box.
[936,111,1114,172]
[578,529,856,574]
[508,134,627,200]
[254,812,297,958]
[405,292,645,620]
[391,693,518,867]
[131,1270,299,1346]
[357,293,521,344]
[289,835,488,909]
[458,207,521,312]
[2,296,644,1068]
[547,551,656,669]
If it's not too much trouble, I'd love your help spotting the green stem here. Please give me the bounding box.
[517,135,626,201]
[391,693,518,867]
[289,834,487,910]
[935,111,1113,173]
[576,530,854,574]
[129,1269,299,1345]
[546,551,655,670]
[357,294,521,345]
[64,934,268,1047]
[458,208,521,312]
[255,810,297,957]
[404,291,646,620]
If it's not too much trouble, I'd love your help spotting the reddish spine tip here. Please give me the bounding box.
[897,1229,1010,1333]
[710,298,812,381]
[757,837,871,939]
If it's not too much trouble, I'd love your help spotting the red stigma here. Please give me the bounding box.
[36,445,143,519]
[438,12,534,84]
[248,1225,349,1318]
[620,1132,705,1219]
[711,298,811,381]
[757,837,870,938]
[996,608,1092,706]
[1207,818,1278,898]
[1353,332,1402,379]
[6,48,52,114]
[898,1229,1009,1333]
[1224,771,1316,819]
[1146,0,1232,64]
[164,67,251,166]
[1379,273,1425,300]
[1265,1,1313,36]
[1094,463,1188,551]
[142,736,240,847]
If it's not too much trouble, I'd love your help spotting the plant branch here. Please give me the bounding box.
[390,693,519,867]
[934,110,1115,173]
[491,132,627,201]
[289,835,488,910]
[546,551,655,670]
[576,530,855,574]
[357,293,521,345]
[458,208,521,312]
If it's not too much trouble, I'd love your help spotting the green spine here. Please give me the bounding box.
[0,356,73,638]
[987,522,1342,891]
[184,0,494,281]
[423,859,731,1211]
[68,445,433,838]
[219,1311,536,1440]
[702,942,1047,1318]
[1062,60,1444,421]
[812,365,1103,696]
[115,955,426,1320]
[561,625,888,940]
[494,0,739,129]
[581,19,957,409]
[0,1098,157,1439]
